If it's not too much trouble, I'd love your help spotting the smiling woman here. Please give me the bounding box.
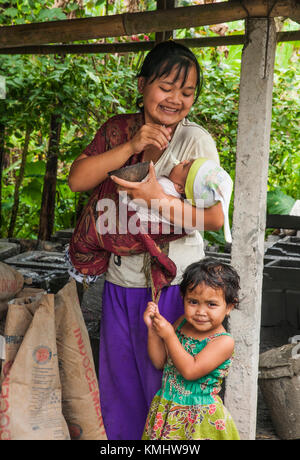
[137,66,197,135]
[67,40,223,441]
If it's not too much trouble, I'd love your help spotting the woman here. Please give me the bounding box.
[68,41,223,440]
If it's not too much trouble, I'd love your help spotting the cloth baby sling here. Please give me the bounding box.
[68,114,186,302]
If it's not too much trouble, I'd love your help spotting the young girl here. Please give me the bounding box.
[143,257,240,440]
[68,41,224,440]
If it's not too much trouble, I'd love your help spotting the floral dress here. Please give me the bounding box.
[142,319,240,440]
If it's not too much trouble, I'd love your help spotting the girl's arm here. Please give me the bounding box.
[111,163,224,231]
[143,302,167,370]
[152,312,234,380]
[68,124,171,192]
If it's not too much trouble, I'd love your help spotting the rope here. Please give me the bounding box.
[142,242,170,304]
[142,252,162,303]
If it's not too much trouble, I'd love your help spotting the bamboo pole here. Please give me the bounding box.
[0,31,299,55]
[0,0,298,49]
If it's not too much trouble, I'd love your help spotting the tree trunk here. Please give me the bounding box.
[38,113,61,241]
[8,125,32,237]
[0,122,4,235]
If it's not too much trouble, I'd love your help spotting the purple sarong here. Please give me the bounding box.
[99,280,184,440]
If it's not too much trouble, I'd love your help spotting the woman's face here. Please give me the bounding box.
[138,64,197,134]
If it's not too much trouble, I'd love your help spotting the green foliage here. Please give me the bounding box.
[267,188,295,215]
[0,4,299,243]
[269,62,300,198]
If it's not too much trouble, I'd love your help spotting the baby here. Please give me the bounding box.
[125,157,233,243]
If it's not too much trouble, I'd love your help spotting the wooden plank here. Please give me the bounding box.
[1,30,299,55]
[0,42,153,55]
[266,214,300,230]
[277,30,300,42]
[0,35,244,55]
[155,0,175,43]
[0,0,298,49]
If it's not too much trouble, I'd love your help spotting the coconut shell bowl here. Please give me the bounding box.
[108,161,150,182]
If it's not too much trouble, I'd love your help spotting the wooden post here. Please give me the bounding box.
[155,0,175,43]
[225,17,277,440]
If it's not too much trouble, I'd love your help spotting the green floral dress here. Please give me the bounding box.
[142,319,240,440]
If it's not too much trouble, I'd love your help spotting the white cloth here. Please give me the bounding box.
[290,200,300,217]
[120,175,190,235]
[290,200,300,238]
[122,176,180,222]
[192,160,233,243]
[106,118,219,288]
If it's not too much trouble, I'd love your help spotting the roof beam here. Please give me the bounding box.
[0,31,298,55]
[0,0,298,49]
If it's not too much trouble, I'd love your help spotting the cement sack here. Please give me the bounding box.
[0,262,24,319]
[55,279,107,440]
[15,287,46,299]
[0,291,46,382]
[0,292,70,440]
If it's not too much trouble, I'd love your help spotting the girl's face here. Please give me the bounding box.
[183,282,234,336]
[138,64,197,133]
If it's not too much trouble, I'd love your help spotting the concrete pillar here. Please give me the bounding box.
[224,18,277,440]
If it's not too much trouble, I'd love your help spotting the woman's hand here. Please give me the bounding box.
[111,162,224,232]
[129,123,172,154]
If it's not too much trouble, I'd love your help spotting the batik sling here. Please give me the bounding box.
[68,113,186,301]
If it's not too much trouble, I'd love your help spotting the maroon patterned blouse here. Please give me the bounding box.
[68,113,185,299]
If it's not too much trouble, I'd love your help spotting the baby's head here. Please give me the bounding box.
[180,257,240,309]
[169,157,233,243]
[168,159,194,195]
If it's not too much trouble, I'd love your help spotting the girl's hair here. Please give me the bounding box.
[136,40,203,108]
[180,257,240,307]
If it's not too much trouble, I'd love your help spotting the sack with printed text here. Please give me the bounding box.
[0,262,24,319]
[55,280,107,440]
[0,292,70,440]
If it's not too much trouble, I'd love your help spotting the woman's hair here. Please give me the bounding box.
[136,40,203,108]
[180,257,240,307]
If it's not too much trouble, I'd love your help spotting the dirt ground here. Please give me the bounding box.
[256,388,280,440]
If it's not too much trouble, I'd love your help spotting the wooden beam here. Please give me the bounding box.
[155,0,175,43]
[0,36,243,55]
[0,41,152,56]
[266,214,300,230]
[0,30,298,55]
[0,0,298,48]
[277,29,300,42]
